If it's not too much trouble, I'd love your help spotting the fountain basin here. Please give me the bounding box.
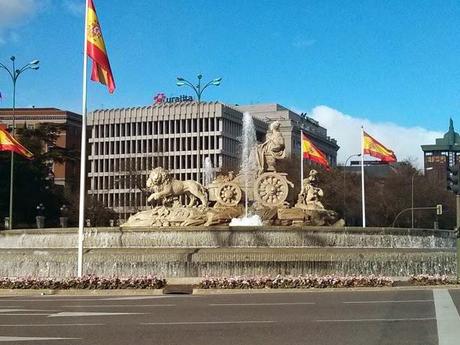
[0,226,455,249]
[0,247,455,278]
[0,226,456,278]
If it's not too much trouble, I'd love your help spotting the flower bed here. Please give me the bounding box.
[199,275,394,289]
[0,275,166,289]
[408,274,455,285]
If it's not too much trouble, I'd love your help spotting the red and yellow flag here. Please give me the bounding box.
[87,0,115,93]
[363,131,396,162]
[0,128,33,159]
[302,132,330,170]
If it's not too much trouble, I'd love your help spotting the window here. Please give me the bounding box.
[426,155,446,163]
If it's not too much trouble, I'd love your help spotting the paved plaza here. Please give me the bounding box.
[0,288,459,344]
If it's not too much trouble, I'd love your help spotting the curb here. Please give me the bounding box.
[0,285,459,297]
[193,284,460,295]
[0,289,165,297]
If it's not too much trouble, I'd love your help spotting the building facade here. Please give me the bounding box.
[234,104,339,166]
[0,108,82,188]
[421,119,460,182]
[87,102,267,219]
[87,101,339,220]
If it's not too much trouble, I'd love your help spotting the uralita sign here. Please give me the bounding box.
[154,93,193,105]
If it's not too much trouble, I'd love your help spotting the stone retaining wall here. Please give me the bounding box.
[0,226,456,278]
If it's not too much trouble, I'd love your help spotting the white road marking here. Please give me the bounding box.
[48,311,145,317]
[105,296,172,301]
[0,309,56,313]
[0,323,104,327]
[0,298,103,302]
[344,300,433,304]
[433,289,460,345]
[0,313,51,316]
[0,336,79,341]
[62,304,176,308]
[142,321,276,325]
[315,317,435,322]
[5,296,170,302]
[209,302,315,306]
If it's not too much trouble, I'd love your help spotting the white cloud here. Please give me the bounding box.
[309,105,443,168]
[0,0,42,44]
[62,0,84,17]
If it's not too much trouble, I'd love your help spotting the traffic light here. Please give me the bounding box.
[447,164,460,194]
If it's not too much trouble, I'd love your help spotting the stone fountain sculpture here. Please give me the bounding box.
[294,169,344,226]
[122,120,342,227]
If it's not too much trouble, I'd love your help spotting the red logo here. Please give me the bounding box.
[154,92,166,104]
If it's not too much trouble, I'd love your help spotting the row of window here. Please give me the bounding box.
[91,153,222,174]
[92,117,222,138]
[91,136,222,156]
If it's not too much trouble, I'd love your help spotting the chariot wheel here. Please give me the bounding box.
[254,172,289,207]
[216,182,242,207]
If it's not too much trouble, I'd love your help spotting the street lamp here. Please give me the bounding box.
[411,167,433,228]
[176,74,222,184]
[60,204,69,228]
[0,56,39,229]
[35,203,45,229]
[343,153,361,223]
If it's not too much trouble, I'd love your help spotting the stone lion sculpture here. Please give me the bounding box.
[146,167,208,207]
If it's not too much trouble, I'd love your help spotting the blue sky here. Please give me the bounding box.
[0,0,459,163]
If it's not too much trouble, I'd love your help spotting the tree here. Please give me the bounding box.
[0,124,78,228]
[319,160,456,229]
[63,193,117,227]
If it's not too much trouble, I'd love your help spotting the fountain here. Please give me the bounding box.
[240,112,257,217]
[0,118,456,279]
[203,156,215,187]
[229,112,263,226]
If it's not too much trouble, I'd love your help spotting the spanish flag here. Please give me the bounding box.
[0,128,33,159]
[87,0,115,93]
[363,131,396,163]
[302,132,330,170]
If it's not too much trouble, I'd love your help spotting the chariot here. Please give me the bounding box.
[208,171,293,208]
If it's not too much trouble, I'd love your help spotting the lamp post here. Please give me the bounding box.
[60,204,69,228]
[411,172,417,229]
[0,56,39,229]
[411,167,433,228]
[35,203,45,229]
[343,153,361,223]
[176,74,222,184]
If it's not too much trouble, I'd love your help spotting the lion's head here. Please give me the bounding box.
[146,167,172,189]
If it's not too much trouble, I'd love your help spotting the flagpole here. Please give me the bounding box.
[361,126,366,228]
[300,130,304,191]
[78,0,89,277]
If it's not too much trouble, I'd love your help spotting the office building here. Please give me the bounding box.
[0,107,81,188]
[234,104,339,165]
[421,119,460,182]
[87,101,339,220]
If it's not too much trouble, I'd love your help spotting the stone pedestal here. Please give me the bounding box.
[35,216,45,229]
[59,217,68,228]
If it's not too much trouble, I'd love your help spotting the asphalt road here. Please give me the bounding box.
[0,288,460,345]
